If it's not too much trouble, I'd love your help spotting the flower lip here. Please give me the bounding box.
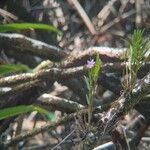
[86,59,95,68]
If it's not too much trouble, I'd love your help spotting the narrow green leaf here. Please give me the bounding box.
[0,105,34,120]
[84,75,90,91]
[0,64,31,75]
[0,105,56,121]
[0,23,63,36]
[91,54,102,82]
[33,105,56,121]
[86,95,90,105]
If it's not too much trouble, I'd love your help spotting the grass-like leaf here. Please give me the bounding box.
[84,75,90,91]
[123,29,149,92]
[0,23,63,36]
[128,29,149,73]
[0,105,56,121]
[0,64,31,75]
[90,54,102,84]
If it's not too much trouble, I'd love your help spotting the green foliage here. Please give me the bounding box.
[0,105,56,121]
[0,23,63,36]
[128,29,149,74]
[90,54,102,84]
[0,64,31,76]
[85,54,102,123]
[123,29,149,92]
[84,75,90,91]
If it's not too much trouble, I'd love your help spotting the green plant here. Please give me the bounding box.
[0,23,63,36]
[84,54,102,123]
[0,64,31,76]
[0,105,56,121]
[123,29,149,92]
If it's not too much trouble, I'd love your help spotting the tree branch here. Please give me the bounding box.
[0,33,66,61]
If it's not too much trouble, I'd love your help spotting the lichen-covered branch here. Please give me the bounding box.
[36,94,84,113]
[0,66,87,87]
[0,80,41,107]
[0,33,66,61]
[102,72,150,134]
[61,47,127,68]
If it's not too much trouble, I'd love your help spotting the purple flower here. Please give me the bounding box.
[86,59,95,68]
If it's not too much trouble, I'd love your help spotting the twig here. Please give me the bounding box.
[51,129,75,150]
[100,10,136,33]
[135,0,143,27]
[97,0,118,27]
[119,0,129,14]
[69,0,96,35]
[0,8,18,20]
